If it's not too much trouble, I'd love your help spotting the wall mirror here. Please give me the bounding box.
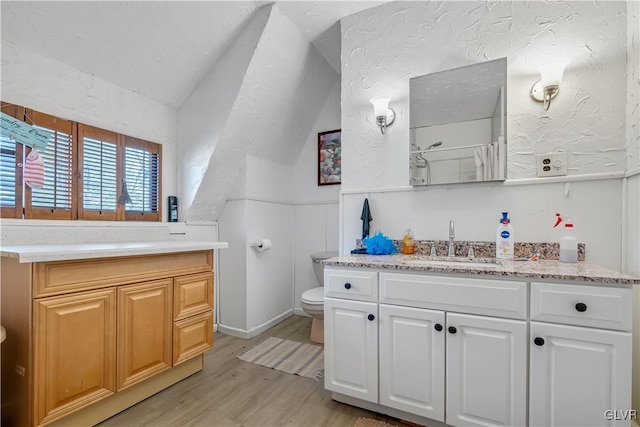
[410,57,507,186]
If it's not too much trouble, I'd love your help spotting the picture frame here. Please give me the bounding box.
[318,129,341,186]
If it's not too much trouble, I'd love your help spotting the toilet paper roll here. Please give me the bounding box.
[253,239,272,252]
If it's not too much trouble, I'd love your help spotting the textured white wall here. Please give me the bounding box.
[177,6,270,219]
[340,1,629,269]
[292,79,341,313]
[341,1,627,190]
[245,155,294,203]
[185,4,337,222]
[0,40,178,219]
[628,0,640,174]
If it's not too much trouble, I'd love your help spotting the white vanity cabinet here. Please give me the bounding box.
[324,268,528,426]
[379,304,445,420]
[324,297,378,403]
[529,282,633,427]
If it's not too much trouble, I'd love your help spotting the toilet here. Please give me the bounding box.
[301,251,338,344]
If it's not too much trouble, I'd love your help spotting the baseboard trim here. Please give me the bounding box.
[218,309,294,339]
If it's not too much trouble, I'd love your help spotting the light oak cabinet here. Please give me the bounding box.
[1,250,215,427]
[117,279,173,391]
[34,288,117,426]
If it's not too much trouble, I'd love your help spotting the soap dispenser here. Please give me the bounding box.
[402,229,416,254]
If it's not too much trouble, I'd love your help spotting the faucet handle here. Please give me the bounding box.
[467,245,475,258]
[430,243,437,256]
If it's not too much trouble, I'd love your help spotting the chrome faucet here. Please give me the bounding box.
[447,220,455,257]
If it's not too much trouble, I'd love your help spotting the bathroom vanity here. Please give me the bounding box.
[0,241,227,427]
[323,255,638,427]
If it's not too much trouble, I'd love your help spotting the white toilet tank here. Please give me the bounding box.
[310,251,338,285]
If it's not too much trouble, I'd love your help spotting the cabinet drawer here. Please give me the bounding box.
[324,268,378,302]
[173,311,213,365]
[174,272,214,321]
[530,282,632,331]
[380,272,527,320]
[33,251,213,297]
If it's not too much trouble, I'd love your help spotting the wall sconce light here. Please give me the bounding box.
[370,97,395,134]
[530,60,569,111]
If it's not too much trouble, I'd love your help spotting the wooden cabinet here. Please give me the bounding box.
[117,279,173,391]
[34,289,117,426]
[1,250,215,427]
[324,297,378,403]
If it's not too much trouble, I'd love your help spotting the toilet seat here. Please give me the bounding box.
[301,287,324,305]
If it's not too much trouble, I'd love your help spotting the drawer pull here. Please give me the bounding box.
[434,323,443,332]
[344,283,352,289]
[534,337,545,346]
[448,326,457,334]
[367,314,375,321]
[575,302,587,312]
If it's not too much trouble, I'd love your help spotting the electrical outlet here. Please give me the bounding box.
[537,152,567,177]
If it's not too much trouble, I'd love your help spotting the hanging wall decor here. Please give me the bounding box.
[318,129,341,186]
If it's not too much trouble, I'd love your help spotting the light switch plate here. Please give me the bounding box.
[537,152,568,177]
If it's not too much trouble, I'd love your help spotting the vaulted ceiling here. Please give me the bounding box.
[1,1,384,108]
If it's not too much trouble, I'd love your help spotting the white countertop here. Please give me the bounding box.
[0,240,229,263]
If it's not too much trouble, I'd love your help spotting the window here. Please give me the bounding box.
[79,125,119,220]
[124,136,161,221]
[0,102,162,221]
[0,103,24,218]
[25,109,76,219]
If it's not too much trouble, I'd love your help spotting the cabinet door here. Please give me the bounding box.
[446,313,527,427]
[530,321,632,427]
[379,304,445,421]
[34,288,116,426]
[117,279,173,390]
[324,297,378,403]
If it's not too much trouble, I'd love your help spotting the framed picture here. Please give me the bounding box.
[318,129,341,186]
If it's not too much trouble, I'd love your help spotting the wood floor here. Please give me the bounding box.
[97,315,404,427]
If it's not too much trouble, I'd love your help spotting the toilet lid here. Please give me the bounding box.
[301,287,324,305]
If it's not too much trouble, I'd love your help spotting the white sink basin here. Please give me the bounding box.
[404,258,499,269]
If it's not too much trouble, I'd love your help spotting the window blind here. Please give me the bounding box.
[125,146,159,213]
[1,102,24,218]
[82,136,118,213]
[30,125,73,210]
[0,136,17,209]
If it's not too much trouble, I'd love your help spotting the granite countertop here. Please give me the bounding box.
[324,254,640,286]
[0,240,229,263]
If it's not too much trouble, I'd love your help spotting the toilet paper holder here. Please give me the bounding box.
[250,239,272,251]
